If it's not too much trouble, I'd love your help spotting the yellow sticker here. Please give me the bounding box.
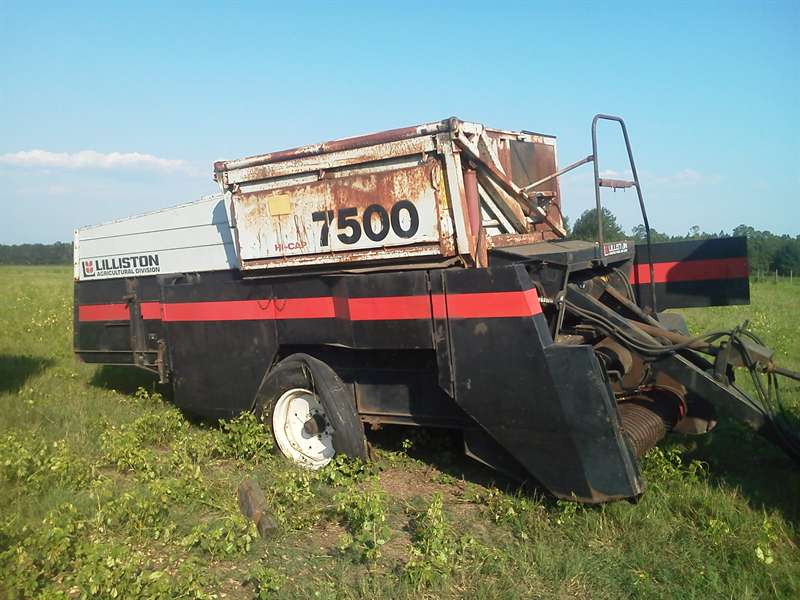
[267,194,291,216]
[432,164,448,209]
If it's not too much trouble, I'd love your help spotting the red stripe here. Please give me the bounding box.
[161,299,275,322]
[77,302,163,321]
[431,294,447,319]
[632,257,748,285]
[348,296,433,320]
[78,303,129,321]
[140,302,162,320]
[159,297,337,322]
[276,297,336,319]
[445,288,542,319]
[77,289,543,323]
[162,299,274,321]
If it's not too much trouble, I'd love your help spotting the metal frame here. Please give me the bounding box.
[591,114,657,313]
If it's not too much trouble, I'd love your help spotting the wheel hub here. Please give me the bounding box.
[272,387,335,469]
[303,413,328,435]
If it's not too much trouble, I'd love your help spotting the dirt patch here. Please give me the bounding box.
[380,515,413,566]
[380,466,451,502]
[316,520,347,550]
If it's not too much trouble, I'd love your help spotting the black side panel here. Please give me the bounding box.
[161,271,279,418]
[442,265,643,503]
[287,347,469,428]
[159,270,438,419]
[633,237,749,310]
[74,276,163,366]
[74,278,130,364]
[328,271,433,350]
[430,271,453,397]
[127,276,164,368]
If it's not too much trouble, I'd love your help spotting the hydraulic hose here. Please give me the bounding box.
[563,298,800,463]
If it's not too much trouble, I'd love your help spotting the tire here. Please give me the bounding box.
[253,353,368,468]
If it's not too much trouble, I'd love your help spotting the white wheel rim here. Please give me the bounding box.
[272,387,335,469]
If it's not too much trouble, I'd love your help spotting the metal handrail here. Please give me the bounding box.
[591,114,657,314]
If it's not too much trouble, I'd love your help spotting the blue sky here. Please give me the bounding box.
[1,1,797,243]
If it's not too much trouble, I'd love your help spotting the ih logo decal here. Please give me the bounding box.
[82,260,95,277]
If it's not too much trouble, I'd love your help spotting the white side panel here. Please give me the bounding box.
[74,194,239,280]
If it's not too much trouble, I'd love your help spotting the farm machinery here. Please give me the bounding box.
[73,115,800,503]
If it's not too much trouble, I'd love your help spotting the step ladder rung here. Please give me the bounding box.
[598,178,636,189]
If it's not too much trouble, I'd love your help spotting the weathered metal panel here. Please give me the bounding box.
[232,157,454,269]
[223,136,438,186]
[215,118,564,273]
[438,136,472,258]
[483,129,563,234]
[215,121,449,173]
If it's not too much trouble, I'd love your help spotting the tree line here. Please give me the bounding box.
[0,242,73,265]
[2,213,799,274]
[567,208,800,274]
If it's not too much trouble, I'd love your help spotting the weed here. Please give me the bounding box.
[319,454,377,487]
[64,542,215,599]
[95,480,178,542]
[469,487,521,524]
[246,565,286,598]
[131,408,188,446]
[266,468,320,530]
[404,493,457,587]
[218,412,274,461]
[434,471,457,485]
[132,386,166,406]
[642,445,707,484]
[1,502,214,598]
[180,513,258,557]
[170,426,225,464]
[755,545,775,565]
[554,498,582,526]
[1,503,86,596]
[100,425,164,478]
[334,485,390,562]
[0,434,91,489]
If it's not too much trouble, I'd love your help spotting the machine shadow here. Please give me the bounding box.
[89,366,213,426]
[366,425,523,492]
[368,424,800,522]
[0,354,55,394]
[90,365,164,396]
[676,425,800,524]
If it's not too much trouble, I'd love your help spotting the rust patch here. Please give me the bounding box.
[215,120,450,173]
[233,156,457,270]
[487,231,551,248]
[219,117,569,269]
[226,136,438,186]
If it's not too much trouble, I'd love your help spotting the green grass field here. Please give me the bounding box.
[1,266,798,599]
